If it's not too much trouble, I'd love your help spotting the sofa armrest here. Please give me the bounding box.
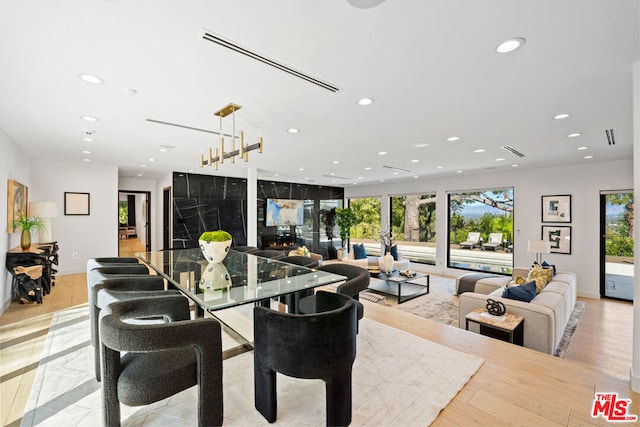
[459,291,556,354]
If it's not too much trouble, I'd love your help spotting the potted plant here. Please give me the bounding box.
[335,207,357,252]
[13,214,46,251]
[199,230,233,263]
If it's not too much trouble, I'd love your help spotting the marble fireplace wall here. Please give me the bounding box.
[257,180,344,258]
[172,173,344,255]
[172,172,248,248]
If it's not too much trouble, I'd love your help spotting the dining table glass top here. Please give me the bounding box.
[136,248,345,311]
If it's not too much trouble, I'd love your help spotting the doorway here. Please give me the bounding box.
[600,190,634,301]
[118,190,152,256]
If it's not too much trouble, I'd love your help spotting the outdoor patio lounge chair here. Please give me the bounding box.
[482,233,503,251]
[459,232,481,249]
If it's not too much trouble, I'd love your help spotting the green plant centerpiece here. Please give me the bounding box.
[335,207,357,250]
[13,214,46,251]
[198,230,233,263]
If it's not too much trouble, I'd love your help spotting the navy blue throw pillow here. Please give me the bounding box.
[502,281,537,303]
[353,243,367,259]
[390,244,398,261]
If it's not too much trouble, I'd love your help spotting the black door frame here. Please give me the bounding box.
[118,190,152,252]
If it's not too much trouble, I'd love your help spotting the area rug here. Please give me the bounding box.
[21,304,483,426]
[388,275,585,357]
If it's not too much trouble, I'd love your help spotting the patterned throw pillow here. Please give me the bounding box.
[506,275,527,288]
[534,261,554,284]
[527,264,550,293]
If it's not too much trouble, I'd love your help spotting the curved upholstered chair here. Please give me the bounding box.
[253,249,286,260]
[298,263,369,323]
[278,255,320,313]
[86,257,140,275]
[253,291,357,426]
[92,276,179,381]
[100,295,223,426]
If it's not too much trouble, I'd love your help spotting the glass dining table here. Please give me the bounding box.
[136,248,346,357]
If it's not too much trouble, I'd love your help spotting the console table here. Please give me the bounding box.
[6,242,59,302]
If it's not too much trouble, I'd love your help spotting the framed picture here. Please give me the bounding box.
[7,179,28,232]
[541,195,571,223]
[64,192,90,215]
[542,225,571,254]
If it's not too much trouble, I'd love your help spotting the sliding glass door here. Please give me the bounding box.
[600,191,634,301]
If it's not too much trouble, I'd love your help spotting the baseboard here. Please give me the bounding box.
[577,291,601,300]
[631,366,640,393]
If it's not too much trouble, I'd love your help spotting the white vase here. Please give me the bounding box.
[199,263,232,292]
[383,252,394,273]
[199,239,232,263]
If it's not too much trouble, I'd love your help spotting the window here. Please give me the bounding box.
[118,202,128,225]
[447,188,513,274]
[390,193,436,265]
[348,197,381,256]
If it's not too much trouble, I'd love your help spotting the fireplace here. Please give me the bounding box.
[260,234,298,251]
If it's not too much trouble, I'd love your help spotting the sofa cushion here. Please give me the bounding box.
[502,281,537,302]
[353,244,367,259]
[542,261,556,276]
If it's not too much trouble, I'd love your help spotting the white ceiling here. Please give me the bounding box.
[0,0,638,186]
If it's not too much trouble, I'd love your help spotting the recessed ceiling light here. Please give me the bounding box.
[456,170,463,174]
[512,164,520,167]
[79,74,104,84]
[568,132,582,138]
[392,171,399,175]
[287,128,299,133]
[81,150,92,154]
[188,169,194,172]
[496,37,526,54]
[577,146,589,151]
[82,158,91,162]
[332,160,339,164]
[358,176,364,179]
[298,168,304,171]
[125,88,138,96]
[148,158,156,162]
[495,158,506,161]
[379,179,385,182]
[410,159,419,163]
[446,136,460,142]
[364,167,372,170]
[358,98,374,105]
[378,151,388,155]
[413,143,430,148]
[82,138,95,142]
[413,175,419,179]
[553,113,571,120]
[584,155,594,159]
[436,166,444,169]
[136,173,144,177]
[473,148,486,153]
[140,164,147,168]
[330,172,335,176]
[274,173,279,177]
[81,115,98,122]
[159,148,169,153]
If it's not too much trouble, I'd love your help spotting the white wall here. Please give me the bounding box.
[345,159,633,299]
[30,158,119,275]
[0,127,33,314]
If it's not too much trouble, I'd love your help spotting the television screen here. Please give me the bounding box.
[265,199,304,226]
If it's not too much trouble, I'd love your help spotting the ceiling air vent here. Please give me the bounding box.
[606,128,616,145]
[322,174,350,180]
[201,29,340,93]
[501,145,525,158]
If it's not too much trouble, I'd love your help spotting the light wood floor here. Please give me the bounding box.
[1,248,638,426]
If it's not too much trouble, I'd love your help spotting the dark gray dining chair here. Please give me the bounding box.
[100,295,223,427]
[279,255,320,313]
[253,249,286,260]
[231,245,259,253]
[253,291,357,426]
[298,263,369,324]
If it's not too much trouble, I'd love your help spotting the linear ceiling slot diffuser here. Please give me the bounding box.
[322,174,350,180]
[201,29,340,93]
[500,145,525,157]
[605,128,616,145]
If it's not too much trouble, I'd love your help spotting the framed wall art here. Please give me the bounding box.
[542,225,571,255]
[64,192,90,215]
[7,179,28,233]
[541,194,571,223]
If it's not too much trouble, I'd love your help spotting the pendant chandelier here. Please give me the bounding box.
[200,103,263,170]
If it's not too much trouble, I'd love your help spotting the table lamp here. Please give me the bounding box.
[29,201,58,243]
[527,240,551,264]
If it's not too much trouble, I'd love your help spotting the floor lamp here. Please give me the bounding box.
[29,202,58,243]
[527,240,551,264]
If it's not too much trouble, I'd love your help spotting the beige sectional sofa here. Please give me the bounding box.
[457,267,577,355]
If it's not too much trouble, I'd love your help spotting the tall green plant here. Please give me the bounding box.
[335,207,357,247]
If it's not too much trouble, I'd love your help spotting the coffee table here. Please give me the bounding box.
[367,270,430,304]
